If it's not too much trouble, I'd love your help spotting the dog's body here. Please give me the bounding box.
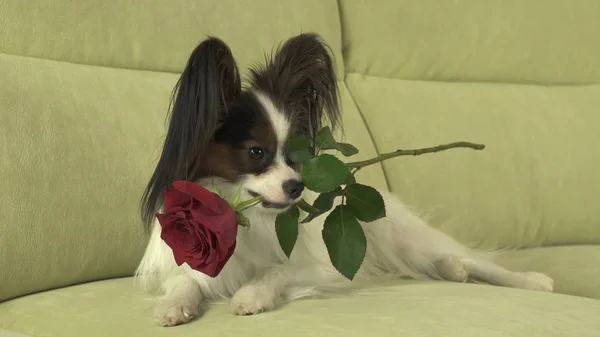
[135,34,554,327]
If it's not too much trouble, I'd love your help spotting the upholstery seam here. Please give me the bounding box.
[334,0,349,82]
[336,0,391,191]
[344,71,598,87]
[331,0,345,80]
[0,329,37,337]
[341,80,392,192]
[0,51,182,76]
[2,51,596,87]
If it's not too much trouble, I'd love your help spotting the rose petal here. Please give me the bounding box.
[172,181,222,212]
[163,188,194,210]
[158,181,239,278]
[189,207,238,235]
[160,228,186,267]
[191,235,207,256]
[193,260,218,277]
[212,240,237,277]
[194,231,216,262]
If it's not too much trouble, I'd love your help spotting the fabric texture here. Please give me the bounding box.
[0,330,31,337]
[493,246,600,300]
[0,53,172,302]
[339,0,600,84]
[0,53,385,302]
[1,0,599,336]
[345,73,600,250]
[2,276,600,337]
[0,0,344,77]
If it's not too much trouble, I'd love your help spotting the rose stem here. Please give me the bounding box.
[345,141,485,169]
[236,196,264,211]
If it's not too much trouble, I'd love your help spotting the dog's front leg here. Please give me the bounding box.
[230,262,344,316]
[153,274,203,327]
[230,265,291,316]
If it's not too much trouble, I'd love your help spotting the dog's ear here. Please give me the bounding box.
[250,33,340,139]
[141,37,241,227]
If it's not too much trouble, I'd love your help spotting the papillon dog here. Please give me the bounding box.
[135,33,554,327]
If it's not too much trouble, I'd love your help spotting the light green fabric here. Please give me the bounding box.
[0,53,384,302]
[492,246,600,300]
[2,246,598,336]
[0,0,344,77]
[0,330,30,337]
[346,73,600,249]
[2,275,600,337]
[0,53,169,302]
[339,0,600,84]
[2,0,600,335]
[334,82,389,192]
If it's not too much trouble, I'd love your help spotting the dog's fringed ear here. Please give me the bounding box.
[141,37,241,227]
[249,33,340,139]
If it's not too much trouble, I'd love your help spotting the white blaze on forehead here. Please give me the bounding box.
[243,91,300,205]
[253,91,290,150]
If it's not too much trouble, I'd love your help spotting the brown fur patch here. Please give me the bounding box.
[200,143,239,181]
[249,122,278,154]
[199,120,281,181]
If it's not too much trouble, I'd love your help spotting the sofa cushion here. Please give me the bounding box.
[340,0,600,84]
[0,0,344,76]
[0,330,29,337]
[0,53,384,302]
[1,267,600,337]
[338,0,600,84]
[0,53,172,302]
[345,73,600,249]
[493,245,600,300]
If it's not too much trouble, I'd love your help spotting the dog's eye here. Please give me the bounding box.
[248,147,264,160]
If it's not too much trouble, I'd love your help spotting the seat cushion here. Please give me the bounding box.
[492,245,600,299]
[345,73,600,249]
[1,273,600,337]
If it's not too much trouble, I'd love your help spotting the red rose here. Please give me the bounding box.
[155,181,238,277]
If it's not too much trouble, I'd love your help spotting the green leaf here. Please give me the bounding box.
[315,126,359,157]
[237,212,251,229]
[344,183,386,222]
[302,154,350,193]
[322,205,367,280]
[300,187,343,223]
[315,126,338,150]
[296,199,321,214]
[230,184,243,206]
[336,142,360,157]
[344,172,357,185]
[287,135,314,163]
[275,205,300,258]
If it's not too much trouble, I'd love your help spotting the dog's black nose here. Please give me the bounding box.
[282,179,304,199]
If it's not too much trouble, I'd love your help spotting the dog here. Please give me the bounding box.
[135,33,554,327]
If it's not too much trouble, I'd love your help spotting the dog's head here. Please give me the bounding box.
[141,34,340,226]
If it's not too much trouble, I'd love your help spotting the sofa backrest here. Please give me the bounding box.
[2,0,599,303]
[0,0,386,302]
[338,0,600,249]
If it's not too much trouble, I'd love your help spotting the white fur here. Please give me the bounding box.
[136,92,554,327]
[241,90,300,206]
[254,91,290,147]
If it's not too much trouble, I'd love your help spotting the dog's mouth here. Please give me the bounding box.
[248,190,290,210]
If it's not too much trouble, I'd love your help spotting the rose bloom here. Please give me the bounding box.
[155,181,238,277]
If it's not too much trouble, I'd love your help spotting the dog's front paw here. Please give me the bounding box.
[153,299,200,327]
[518,272,555,292]
[230,284,276,316]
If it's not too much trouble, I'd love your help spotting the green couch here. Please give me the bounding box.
[2,1,599,336]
